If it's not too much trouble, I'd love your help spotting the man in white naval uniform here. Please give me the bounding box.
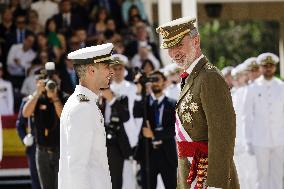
[243,52,284,189]
[110,54,140,189]
[230,59,258,189]
[0,63,14,115]
[59,44,114,189]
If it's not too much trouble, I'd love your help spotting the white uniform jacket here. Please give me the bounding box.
[243,76,284,147]
[58,85,112,189]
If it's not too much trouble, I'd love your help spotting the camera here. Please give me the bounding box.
[44,62,57,91]
[134,68,159,85]
[106,116,121,142]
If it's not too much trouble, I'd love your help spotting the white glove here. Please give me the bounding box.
[23,134,34,147]
[207,187,222,189]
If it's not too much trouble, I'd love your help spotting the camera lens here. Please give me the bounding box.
[46,80,56,90]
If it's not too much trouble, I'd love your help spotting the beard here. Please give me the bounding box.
[152,88,162,94]
[172,49,196,70]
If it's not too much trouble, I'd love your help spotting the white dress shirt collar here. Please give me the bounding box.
[75,85,99,102]
[185,54,204,75]
[150,93,165,104]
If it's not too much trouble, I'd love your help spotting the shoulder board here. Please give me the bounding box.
[77,94,90,102]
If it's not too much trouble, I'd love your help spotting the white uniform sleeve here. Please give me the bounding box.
[242,85,254,145]
[65,105,95,189]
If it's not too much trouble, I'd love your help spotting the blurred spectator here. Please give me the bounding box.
[140,59,155,77]
[36,33,56,61]
[31,0,59,27]
[0,62,14,115]
[221,66,234,89]
[52,0,83,38]
[122,0,147,25]
[133,70,177,189]
[5,14,33,51]
[7,32,36,89]
[16,97,41,189]
[21,65,43,96]
[72,0,90,29]
[58,57,77,95]
[131,44,160,70]
[8,0,26,18]
[27,9,44,34]
[68,34,81,52]
[87,7,109,44]
[99,88,132,189]
[125,23,160,61]
[103,18,122,42]
[110,54,140,188]
[23,64,66,189]
[113,40,125,54]
[45,18,61,48]
[0,8,15,71]
[75,27,88,48]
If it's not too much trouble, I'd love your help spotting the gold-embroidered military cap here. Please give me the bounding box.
[67,43,118,65]
[257,52,279,65]
[156,16,197,49]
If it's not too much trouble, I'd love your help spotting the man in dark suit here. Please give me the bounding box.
[16,97,41,189]
[133,70,177,189]
[99,88,133,189]
[52,0,84,38]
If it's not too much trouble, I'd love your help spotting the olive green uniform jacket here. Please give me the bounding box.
[176,57,239,189]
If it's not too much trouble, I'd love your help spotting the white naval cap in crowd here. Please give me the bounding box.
[111,54,129,67]
[257,52,279,65]
[68,43,116,65]
[242,57,258,71]
[221,66,234,76]
[231,63,247,78]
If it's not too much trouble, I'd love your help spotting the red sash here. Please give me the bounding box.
[177,141,208,189]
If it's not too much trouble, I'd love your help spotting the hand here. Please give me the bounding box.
[100,88,114,102]
[143,121,154,139]
[23,134,34,147]
[35,79,45,97]
[46,86,58,101]
[136,83,142,95]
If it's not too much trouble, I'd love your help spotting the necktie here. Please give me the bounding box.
[19,30,24,43]
[153,99,164,130]
[180,72,189,89]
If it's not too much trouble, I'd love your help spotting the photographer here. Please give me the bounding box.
[99,88,132,189]
[22,62,66,189]
[133,70,177,189]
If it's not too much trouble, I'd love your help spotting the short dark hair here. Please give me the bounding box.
[150,70,166,81]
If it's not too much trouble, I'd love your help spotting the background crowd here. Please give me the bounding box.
[0,1,283,189]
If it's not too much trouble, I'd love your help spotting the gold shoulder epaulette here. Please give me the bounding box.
[77,94,90,102]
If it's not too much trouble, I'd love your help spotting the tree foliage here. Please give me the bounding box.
[199,20,279,69]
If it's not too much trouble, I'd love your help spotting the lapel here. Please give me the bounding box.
[177,57,208,105]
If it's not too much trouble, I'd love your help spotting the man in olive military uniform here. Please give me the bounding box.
[156,17,239,189]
